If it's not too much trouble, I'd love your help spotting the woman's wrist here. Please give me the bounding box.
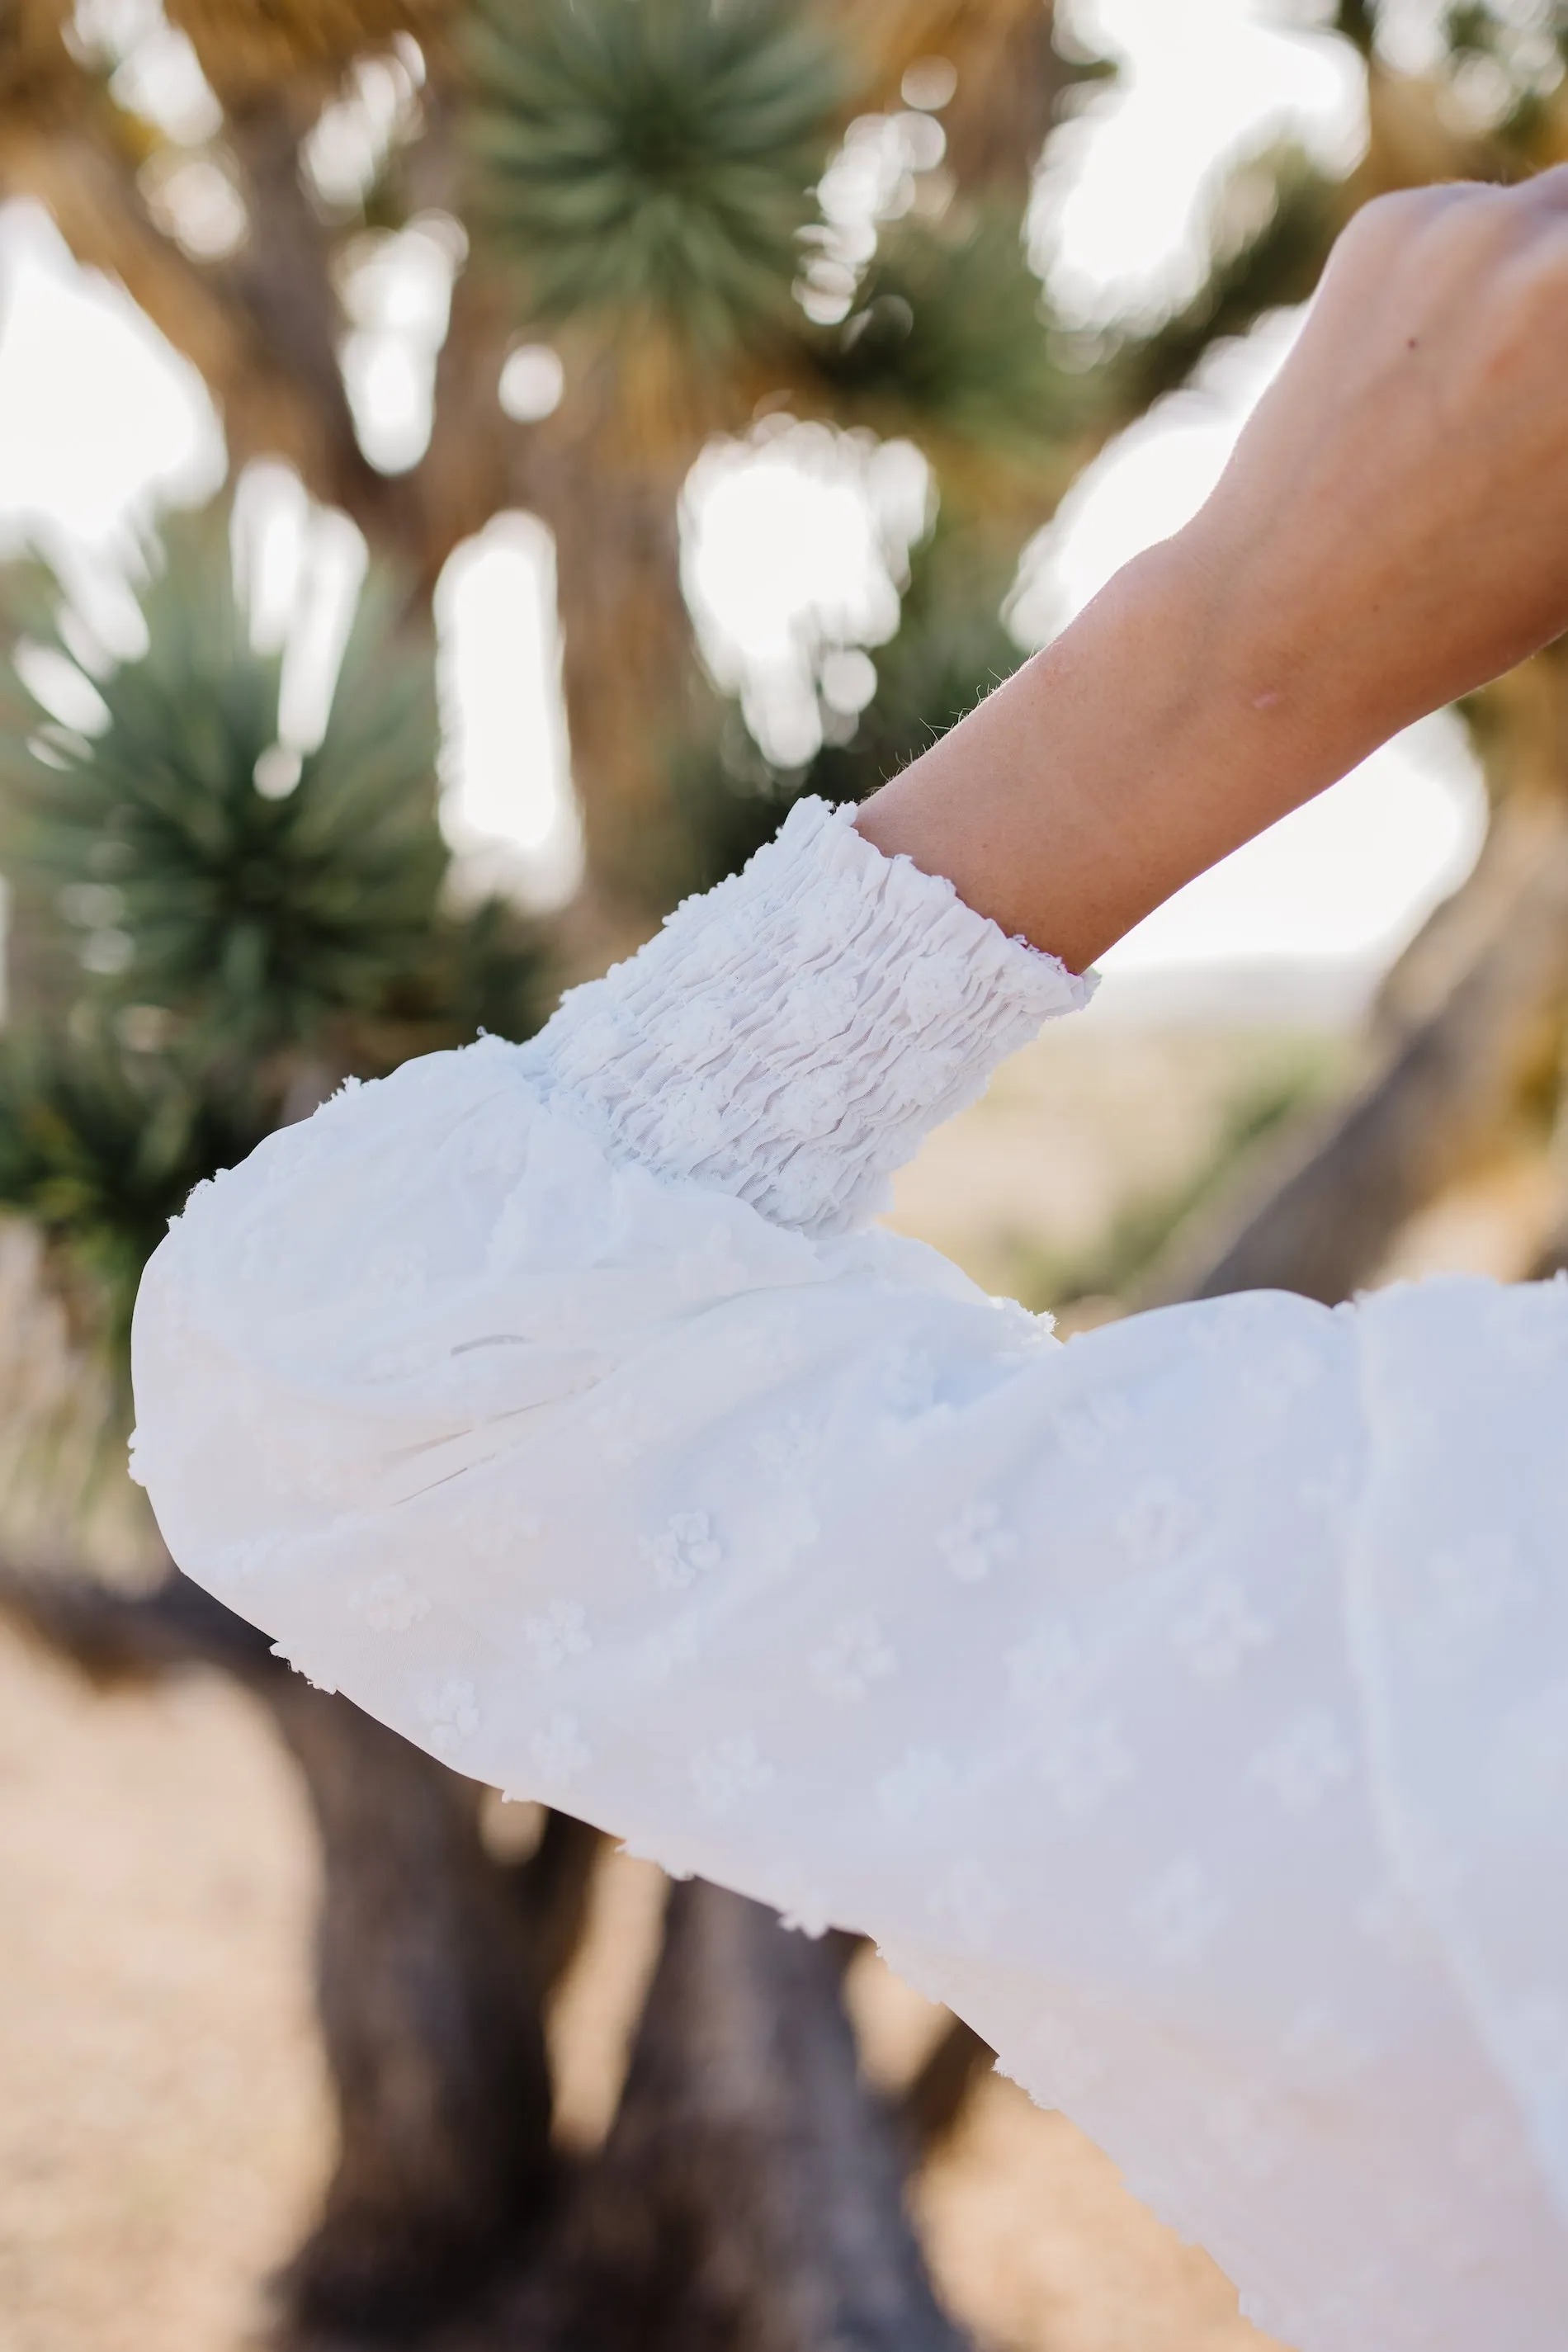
[857,527,1347,974]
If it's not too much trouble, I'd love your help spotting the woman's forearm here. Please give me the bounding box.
[859,172,1568,973]
[854,533,1362,976]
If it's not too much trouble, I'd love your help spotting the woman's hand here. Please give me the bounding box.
[857,172,1568,975]
[1198,169,1568,742]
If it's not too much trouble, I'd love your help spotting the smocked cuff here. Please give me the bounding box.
[520,796,1095,1235]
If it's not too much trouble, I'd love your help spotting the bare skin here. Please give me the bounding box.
[857,171,1568,976]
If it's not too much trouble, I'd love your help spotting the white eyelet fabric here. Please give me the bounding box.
[130,796,1568,2352]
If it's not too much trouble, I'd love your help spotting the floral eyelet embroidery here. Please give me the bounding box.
[643,1510,723,1591]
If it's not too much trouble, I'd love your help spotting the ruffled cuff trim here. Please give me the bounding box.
[522,796,1096,1235]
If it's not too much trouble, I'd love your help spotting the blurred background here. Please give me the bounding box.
[2,2,1568,2346]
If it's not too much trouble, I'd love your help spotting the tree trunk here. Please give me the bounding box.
[218,89,407,538]
[900,2014,995,2153]
[1531,1220,1568,1280]
[264,1681,562,2341]
[928,0,1068,196]
[517,1879,969,2352]
[834,0,1065,184]
[530,432,706,933]
[1142,794,1568,1308]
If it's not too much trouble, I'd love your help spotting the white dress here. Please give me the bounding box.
[130,796,1568,2352]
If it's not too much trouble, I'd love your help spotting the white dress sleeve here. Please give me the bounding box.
[129,796,1568,2352]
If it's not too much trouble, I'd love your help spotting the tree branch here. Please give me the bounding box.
[503,1807,606,2002]
[900,2014,996,2153]
[266,1680,561,2340]
[0,1559,276,1683]
[1141,795,1568,1308]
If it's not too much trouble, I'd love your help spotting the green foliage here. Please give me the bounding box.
[668,517,1025,891]
[0,1028,268,1363]
[805,207,1087,472]
[0,502,546,1381]
[1114,146,1342,416]
[1331,0,1376,56]
[465,0,846,354]
[1444,0,1568,72]
[807,522,1026,801]
[0,509,447,1060]
[409,891,551,1054]
[1437,1,1568,147]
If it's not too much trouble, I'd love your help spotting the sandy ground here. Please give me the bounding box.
[2,1013,1544,2352]
[0,1631,330,2352]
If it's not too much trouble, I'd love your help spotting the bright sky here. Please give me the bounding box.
[1042,0,1367,319]
[0,0,1489,992]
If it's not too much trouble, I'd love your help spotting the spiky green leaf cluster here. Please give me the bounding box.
[0,1030,269,1364]
[0,503,547,1383]
[0,509,447,1059]
[805,208,1088,475]
[465,0,845,352]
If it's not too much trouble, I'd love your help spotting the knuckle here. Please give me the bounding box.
[1516,158,1568,212]
[1423,182,1509,243]
[1500,228,1568,316]
[1325,198,1404,288]
[1337,186,1457,266]
[1370,183,1456,229]
[1339,189,1416,247]
[1403,181,1520,277]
